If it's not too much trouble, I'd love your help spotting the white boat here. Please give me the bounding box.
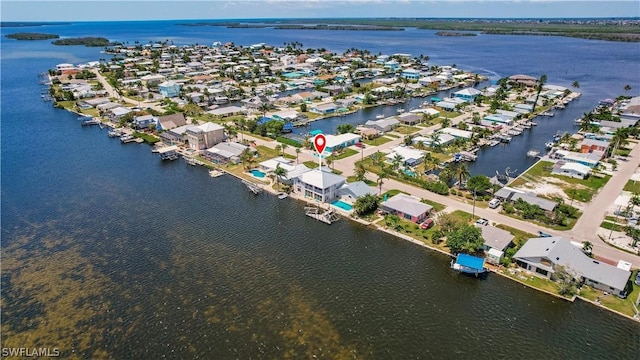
[574,118,583,125]
[545,142,554,149]
[396,108,405,114]
[527,149,540,157]
[376,114,385,119]
[540,111,555,117]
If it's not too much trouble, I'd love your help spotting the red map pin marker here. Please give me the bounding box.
[313,134,327,154]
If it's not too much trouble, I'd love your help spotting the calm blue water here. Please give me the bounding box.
[2,21,640,358]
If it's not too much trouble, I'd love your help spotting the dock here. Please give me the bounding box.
[304,206,339,224]
[242,180,262,194]
[209,169,224,178]
[158,145,180,160]
[184,156,205,166]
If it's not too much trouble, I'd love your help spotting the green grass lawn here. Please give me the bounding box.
[600,221,617,230]
[303,160,320,169]
[362,137,393,146]
[382,189,408,199]
[327,148,358,161]
[579,272,640,318]
[623,180,640,193]
[385,133,400,139]
[257,145,285,160]
[499,268,563,295]
[421,199,446,212]
[347,176,377,186]
[132,131,160,144]
[616,148,631,157]
[395,126,420,135]
[239,131,274,142]
[511,160,610,195]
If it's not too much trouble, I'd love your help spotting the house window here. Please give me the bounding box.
[403,213,412,220]
[535,267,548,276]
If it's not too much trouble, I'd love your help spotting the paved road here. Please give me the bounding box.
[246,120,640,266]
[562,142,640,264]
[91,69,165,113]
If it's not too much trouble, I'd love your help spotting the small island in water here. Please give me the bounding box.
[52,37,115,47]
[6,32,60,40]
[435,31,477,37]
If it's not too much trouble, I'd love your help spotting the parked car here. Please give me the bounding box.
[488,198,501,209]
[420,218,435,229]
[354,142,365,148]
[475,218,489,226]
[635,272,640,286]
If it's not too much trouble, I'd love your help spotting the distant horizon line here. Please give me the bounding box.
[2,16,640,23]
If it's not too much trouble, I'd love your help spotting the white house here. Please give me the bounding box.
[513,237,631,297]
[551,161,591,179]
[386,146,425,167]
[293,168,347,203]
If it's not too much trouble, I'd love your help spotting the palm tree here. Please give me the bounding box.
[258,102,270,119]
[392,153,403,171]
[354,163,367,182]
[295,148,301,164]
[610,128,629,157]
[454,162,470,189]
[240,148,253,170]
[429,132,441,152]
[275,144,282,156]
[281,143,289,156]
[441,117,451,129]
[532,74,547,113]
[371,151,383,166]
[572,81,580,89]
[326,157,333,170]
[273,164,287,191]
[377,169,388,195]
[624,84,632,92]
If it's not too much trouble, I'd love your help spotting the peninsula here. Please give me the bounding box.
[43,40,640,321]
[52,37,114,47]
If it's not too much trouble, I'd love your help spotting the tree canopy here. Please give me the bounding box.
[354,193,380,216]
[446,224,484,254]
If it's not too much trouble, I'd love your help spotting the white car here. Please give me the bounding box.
[475,218,489,226]
[488,199,501,209]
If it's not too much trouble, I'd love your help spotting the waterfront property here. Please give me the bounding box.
[494,187,558,212]
[323,133,362,152]
[157,113,186,131]
[451,254,487,275]
[380,193,432,223]
[551,161,591,179]
[293,168,347,203]
[386,146,425,167]
[551,149,601,168]
[204,142,254,165]
[364,117,400,133]
[476,224,515,254]
[337,181,377,203]
[186,122,225,151]
[513,237,632,297]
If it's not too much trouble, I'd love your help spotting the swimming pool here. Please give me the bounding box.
[331,200,353,211]
[250,169,266,178]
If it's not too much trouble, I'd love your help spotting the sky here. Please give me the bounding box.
[1,0,639,22]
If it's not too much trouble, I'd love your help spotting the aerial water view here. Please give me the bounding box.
[2,0,640,358]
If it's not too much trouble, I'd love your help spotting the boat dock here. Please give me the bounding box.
[184,156,205,166]
[304,206,339,224]
[209,169,224,178]
[158,145,180,160]
[242,180,262,194]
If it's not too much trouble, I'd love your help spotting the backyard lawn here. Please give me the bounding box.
[362,136,393,146]
[623,179,640,193]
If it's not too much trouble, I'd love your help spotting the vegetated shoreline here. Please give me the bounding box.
[0,21,71,27]
[52,37,118,47]
[435,31,477,37]
[179,18,640,42]
[179,22,403,31]
[5,32,60,40]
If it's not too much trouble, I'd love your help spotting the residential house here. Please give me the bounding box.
[141,74,166,87]
[475,224,515,253]
[133,114,158,129]
[310,102,337,115]
[494,187,557,212]
[440,127,473,140]
[293,168,347,203]
[157,113,186,131]
[323,133,362,152]
[242,95,271,110]
[207,106,246,117]
[336,181,377,203]
[483,114,515,126]
[158,80,181,98]
[580,138,609,154]
[380,194,432,223]
[551,161,591,179]
[412,133,455,148]
[110,107,132,121]
[453,87,481,102]
[204,142,255,165]
[384,60,400,71]
[552,150,601,168]
[513,237,631,297]
[401,69,421,80]
[386,146,425,167]
[397,113,420,125]
[186,122,225,151]
[364,118,400,133]
[508,74,537,87]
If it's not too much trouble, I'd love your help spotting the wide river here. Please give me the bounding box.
[2,21,639,358]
